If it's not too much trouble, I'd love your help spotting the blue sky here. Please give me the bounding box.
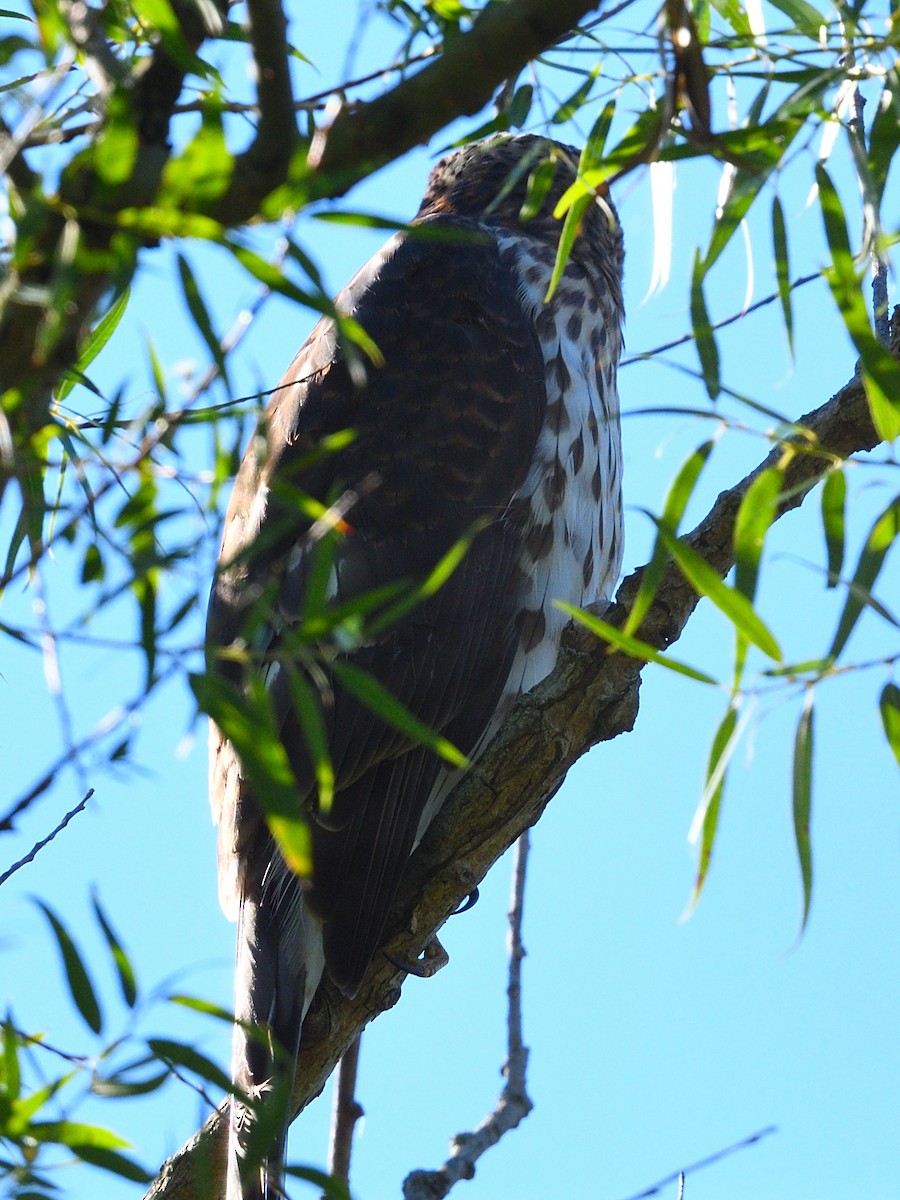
[2,2,899,1198]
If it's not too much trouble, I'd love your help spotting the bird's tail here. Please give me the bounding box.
[226,866,324,1200]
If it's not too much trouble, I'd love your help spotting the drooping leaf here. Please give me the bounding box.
[820,469,846,586]
[624,439,716,637]
[766,0,824,37]
[55,288,130,404]
[691,250,720,400]
[689,701,741,907]
[828,495,900,661]
[90,892,137,1008]
[817,165,900,441]
[331,661,469,768]
[285,668,334,816]
[771,196,794,356]
[70,1145,153,1183]
[792,690,815,932]
[146,1038,232,1093]
[176,254,230,391]
[35,902,103,1035]
[733,467,783,601]
[652,523,783,660]
[557,603,718,684]
[879,682,900,768]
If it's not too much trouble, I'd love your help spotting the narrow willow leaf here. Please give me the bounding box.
[29,1119,129,1149]
[771,196,794,356]
[36,902,103,1035]
[868,67,900,207]
[817,165,900,441]
[3,1019,20,1101]
[820,470,846,586]
[828,495,900,661]
[691,251,720,400]
[689,702,740,907]
[55,288,130,403]
[792,691,815,932]
[146,1038,232,1093]
[286,668,334,816]
[72,1145,153,1183]
[550,70,597,125]
[90,892,138,1008]
[733,467,783,601]
[767,0,824,37]
[332,662,469,768]
[557,603,718,684]
[285,1163,351,1200]
[189,671,312,876]
[545,191,592,302]
[554,108,664,213]
[94,89,138,186]
[879,682,900,768]
[653,523,783,660]
[624,440,716,636]
[91,1070,169,1098]
[176,254,230,390]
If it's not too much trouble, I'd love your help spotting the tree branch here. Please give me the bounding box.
[143,352,884,1200]
[402,831,534,1199]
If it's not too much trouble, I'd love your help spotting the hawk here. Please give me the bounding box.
[207,133,625,1200]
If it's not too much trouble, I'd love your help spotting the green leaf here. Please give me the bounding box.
[189,671,312,877]
[285,668,334,816]
[868,68,900,206]
[557,603,718,684]
[284,1163,352,1200]
[331,661,469,768]
[55,288,130,403]
[652,522,783,660]
[792,691,815,932]
[690,702,740,908]
[771,196,794,356]
[72,1144,153,1183]
[91,1069,169,1098]
[820,469,846,586]
[545,191,591,302]
[706,0,751,36]
[550,69,597,125]
[130,0,206,74]
[35,902,103,1035]
[2,1020,21,1102]
[176,254,230,390]
[817,165,900,442]
[29,1119,128,1149]
[94,88,138,186]
[161,100,233,209]
[733,467,783,601]
[766,0,823,37]
[624,438,716,637]
[879,682,900,768]
[146,1038,232,1093]
[691,250,720,400]
[828,495,900,661]
[90,892,138,1008]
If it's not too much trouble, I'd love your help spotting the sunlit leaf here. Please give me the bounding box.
[545,191,591,302]
[550,69,597,124]
[624,439,716,637]
[792,690,815,932]
[94,88,138,187]
[35,902,103,1035]
[867,67,900,207]
[557,603,718,684]
[176,253,230,391]
[71,1144,153,1183]
[285,1162,352,1200]
[817,165,900,441]
[285,668,334,816]
[820,469,846,586]
[733,467,782,601]
[652,522,782,660]
[332,661,469,767]
[689,701,740,907]
[55,288,130,403]
[879,683,900,769]
[767,0,823,37]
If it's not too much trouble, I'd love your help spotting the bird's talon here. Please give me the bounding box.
[452,886,479,916]
[384,936,449,979]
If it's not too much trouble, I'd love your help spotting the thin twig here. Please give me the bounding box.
[614,1125,778,1200]
[402,831,533,1200]
[623,272,821,365]
[0,789,94,887]
[325,1035,364,1193]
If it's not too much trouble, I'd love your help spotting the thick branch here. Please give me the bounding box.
[144,363,882,1200]
[305,0,604,199]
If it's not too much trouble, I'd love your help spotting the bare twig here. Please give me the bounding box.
[0,788,94,887]
[614,1124,777,1199]
[402,832,533,1200]
[623,272,821,365]
[324,1035,364,1193]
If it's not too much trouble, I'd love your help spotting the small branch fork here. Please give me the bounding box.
[402,831,534,1200]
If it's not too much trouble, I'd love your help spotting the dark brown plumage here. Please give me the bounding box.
[207,133,625,1199]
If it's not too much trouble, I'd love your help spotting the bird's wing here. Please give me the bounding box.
[208,218,547,991]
